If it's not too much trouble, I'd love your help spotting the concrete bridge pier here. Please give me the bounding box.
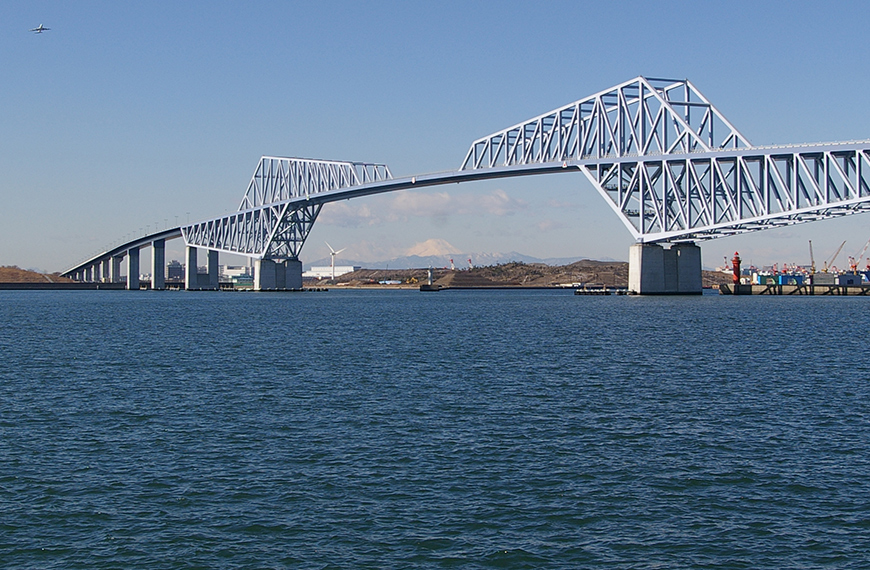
[628,242,702,295]
[206,250,219,290]
[151,239,165,290]
[185,246,219,290]
[254,259,302,291]
[185,246,197,290]
[110,256,123,283]
[126,247,140,290]
[101,259,110,282]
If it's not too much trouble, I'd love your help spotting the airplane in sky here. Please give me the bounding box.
[30,24,50,33]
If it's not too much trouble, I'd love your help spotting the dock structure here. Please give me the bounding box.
[574,288,629,296]
[720,283,870,295]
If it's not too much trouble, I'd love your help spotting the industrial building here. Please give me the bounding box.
[303,266,359,279]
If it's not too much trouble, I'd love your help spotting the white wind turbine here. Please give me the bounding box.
[325,242,346,280]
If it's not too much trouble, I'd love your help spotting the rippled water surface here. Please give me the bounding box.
[2,289,870,568]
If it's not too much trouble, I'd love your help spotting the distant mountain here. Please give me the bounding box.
[303,237,624,270]
[404,238,461,257]
[304,253,623,270]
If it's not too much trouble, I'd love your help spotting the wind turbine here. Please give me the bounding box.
[326,242,346,280]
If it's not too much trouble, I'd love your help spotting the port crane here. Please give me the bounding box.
[823,240,846,273]
[851,237,870,273]
[809,240,815,274]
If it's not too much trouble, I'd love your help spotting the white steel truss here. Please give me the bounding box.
[183,157,390,259]
[459,76,870,242]
[183,202,322,259]
[460,77,750,170]
[239,156,392,209]
[581,144,870,242]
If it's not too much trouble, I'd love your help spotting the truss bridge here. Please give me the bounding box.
[63,77,870,294]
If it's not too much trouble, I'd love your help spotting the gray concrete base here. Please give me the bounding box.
[151,239,165,290]
[185,246,198,290]
[111,256,122,283]
[628,243,702,295]
[254,259,303,291]
[185,246,220,290]
[203,250,219,290]
[126,248,140,290]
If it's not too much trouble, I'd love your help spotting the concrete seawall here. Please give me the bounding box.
[720,283,870,296]
[0,282,128,290]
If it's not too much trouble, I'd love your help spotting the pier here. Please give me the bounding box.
[720,283,870,296]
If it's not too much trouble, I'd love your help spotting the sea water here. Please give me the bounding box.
[2,289,869,568]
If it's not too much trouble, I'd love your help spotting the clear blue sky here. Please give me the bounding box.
[4,0,870,272]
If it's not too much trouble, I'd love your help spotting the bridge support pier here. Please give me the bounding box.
[126,248,140,290]
[628,243,702,295]
[184,246,219,290]
[151,239,165,290]
[110,256,123,283]
[254,259,302,291]
[185,246,198,290]
[205,250,219,290]
[101,259,110,282]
